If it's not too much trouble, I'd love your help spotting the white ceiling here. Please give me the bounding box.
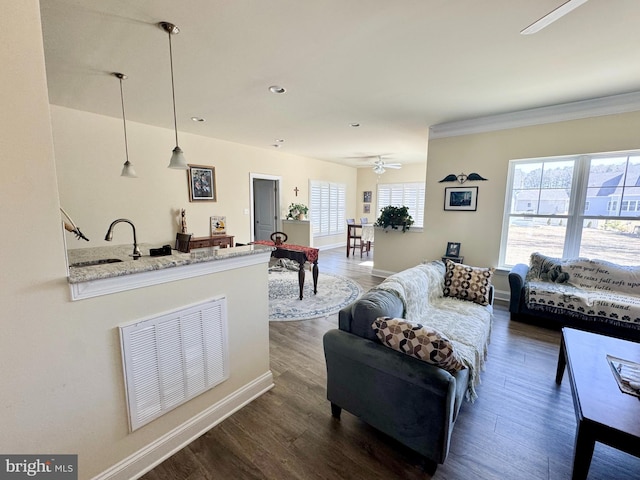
[39,0,640,168]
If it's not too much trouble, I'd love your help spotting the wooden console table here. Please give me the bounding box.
[190,235,234,249]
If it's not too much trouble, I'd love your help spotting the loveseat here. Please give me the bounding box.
[323,260,493,467]
[509,252,640,341]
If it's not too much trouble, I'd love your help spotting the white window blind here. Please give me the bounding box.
[377,182,425,227]
[310,181,346,236]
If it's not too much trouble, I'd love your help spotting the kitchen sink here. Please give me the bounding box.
[70,258,123,268]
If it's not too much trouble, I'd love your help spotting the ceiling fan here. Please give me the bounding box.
[521,0,588,35]
[372,157,402,175]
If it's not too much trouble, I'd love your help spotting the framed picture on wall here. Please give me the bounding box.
[363,191,372,203]
[444,186,477,211]
[363,204,371,214]
[187,165,216,202]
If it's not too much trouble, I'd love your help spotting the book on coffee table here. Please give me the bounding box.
[607,354,640,398]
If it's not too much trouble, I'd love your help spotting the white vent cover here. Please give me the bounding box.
[119,297,228,431]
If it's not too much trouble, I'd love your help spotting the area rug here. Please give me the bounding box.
[269,270,363,321]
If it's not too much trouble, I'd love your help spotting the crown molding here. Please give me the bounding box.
[429,91,640,139]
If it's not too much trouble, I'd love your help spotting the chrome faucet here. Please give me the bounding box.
[104,218,142,259]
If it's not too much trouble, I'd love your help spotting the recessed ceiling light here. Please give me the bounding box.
[350,122,360,127]
[275,139,285,143]
[272,144,281,148]
[191,117,206,122]
[269,85,286,94]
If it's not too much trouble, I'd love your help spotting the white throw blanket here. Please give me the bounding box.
[375,262,493,401]
[526,258,640,331]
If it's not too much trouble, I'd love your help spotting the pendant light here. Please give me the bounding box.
[113,72,137,178]
[159,21,188,170]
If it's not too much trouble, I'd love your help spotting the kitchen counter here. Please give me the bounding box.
[66,243,274,300]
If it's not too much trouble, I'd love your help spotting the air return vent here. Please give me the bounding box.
[119,297,228,431]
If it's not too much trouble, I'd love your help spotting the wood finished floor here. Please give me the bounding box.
[142,247,640,480]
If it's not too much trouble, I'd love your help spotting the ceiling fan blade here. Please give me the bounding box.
[385,164,402,169]
[520,0,588,35]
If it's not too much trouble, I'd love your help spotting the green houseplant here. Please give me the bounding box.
[287,202,309,220]
[375,205,414,232]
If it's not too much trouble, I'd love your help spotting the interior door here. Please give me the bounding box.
[253,179,277,241]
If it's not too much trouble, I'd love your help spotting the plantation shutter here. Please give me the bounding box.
[310,181,346,236]
[377,182,425,227]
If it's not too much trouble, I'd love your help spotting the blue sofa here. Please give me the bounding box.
[508,261,640,342]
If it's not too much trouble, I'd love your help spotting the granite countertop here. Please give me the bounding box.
[67,243,274,284]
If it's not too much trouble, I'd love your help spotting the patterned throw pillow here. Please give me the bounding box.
[371,317,466,373]
[527,252,570,283]
[443,259,494,306]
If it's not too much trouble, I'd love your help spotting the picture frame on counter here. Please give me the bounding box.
[210,216,226,235]
[188,164,216,202]
[445,242,461,257]
[444,186,477,211]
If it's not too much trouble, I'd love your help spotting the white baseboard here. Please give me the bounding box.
[92,371,274,480]
[371,268,394,278]
[316,242,344,251]
[494,289,510,303]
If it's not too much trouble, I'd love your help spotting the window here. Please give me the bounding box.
[376,182,425,228]
[500,152,640,267]
[309,181,346,236]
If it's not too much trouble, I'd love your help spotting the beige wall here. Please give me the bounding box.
[1,3,321,479]
[356,163,427,224]
[374,111,640,296]
[53,106,357,250]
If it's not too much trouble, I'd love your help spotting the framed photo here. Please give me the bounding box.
[363,191,372,203]
[446,242,461,257]
[363,204,371,214]
[187,165,216,202]
[444,186,478,211]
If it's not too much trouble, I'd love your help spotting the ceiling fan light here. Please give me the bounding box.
[168,146,188,169]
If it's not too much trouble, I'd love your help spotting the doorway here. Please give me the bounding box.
[250,174,281,242]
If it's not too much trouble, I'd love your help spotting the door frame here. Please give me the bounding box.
[249,173,282,242]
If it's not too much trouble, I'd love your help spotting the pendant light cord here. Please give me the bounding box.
[118,76,130,162]
[168,31,179,147]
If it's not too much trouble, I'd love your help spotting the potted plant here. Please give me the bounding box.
[287,202,309,220]
[375,205,414,232]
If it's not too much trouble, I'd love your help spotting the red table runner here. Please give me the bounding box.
[254,240,319,263]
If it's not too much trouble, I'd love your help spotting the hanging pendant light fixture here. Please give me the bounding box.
[113,72,137,178]
[159,21,188,170]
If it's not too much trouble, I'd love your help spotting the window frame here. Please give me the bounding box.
[499,150,640,268]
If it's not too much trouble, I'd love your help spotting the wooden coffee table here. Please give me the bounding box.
[556,328,640,480]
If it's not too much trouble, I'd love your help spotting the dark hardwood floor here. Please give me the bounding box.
[142,247,640,480]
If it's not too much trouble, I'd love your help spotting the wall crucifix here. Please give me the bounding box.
[294,187,299,196]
